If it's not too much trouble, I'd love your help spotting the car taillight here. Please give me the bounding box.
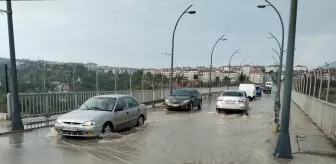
[217,98,224,101]
[238,99,246,102]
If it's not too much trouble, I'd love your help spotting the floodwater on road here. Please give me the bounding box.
[0,94,318,164]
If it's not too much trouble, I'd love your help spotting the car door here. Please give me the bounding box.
[124,96,140,126]
[113,97,129,130]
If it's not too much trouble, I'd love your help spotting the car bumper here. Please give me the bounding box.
[216,103,248,110]
[165,102,190,109]
[54,123,102,137]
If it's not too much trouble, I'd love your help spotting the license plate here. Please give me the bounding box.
[172,104,179,107]
[226,101,235,104]
[62,127,78,131]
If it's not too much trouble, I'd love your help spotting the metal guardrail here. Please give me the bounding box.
[291,90,336,142]
[6,87,231,119]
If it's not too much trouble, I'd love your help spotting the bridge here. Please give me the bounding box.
[0,79,335,163]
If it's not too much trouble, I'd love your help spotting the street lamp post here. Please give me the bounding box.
[72,64,76,92]
[1,0,24,130]
[273,0,298,159]
[209,35,227,95]
[169,4,196,95]
[227,49,240,89]
[268,33,283,102]
[239,57,248,73]
[258,0,285,134]
[96,68,99,93]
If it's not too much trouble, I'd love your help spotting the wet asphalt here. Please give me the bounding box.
[1,93,332,164]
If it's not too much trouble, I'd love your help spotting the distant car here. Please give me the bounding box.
[239,83,256,101]
[260,85,266,90]
[263,82,273,94]
[256,86,262,97]
[54,95,147,137]
[164,88,202,110]
[216,90,249,113]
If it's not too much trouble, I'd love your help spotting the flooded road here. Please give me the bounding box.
[0,94,306,164]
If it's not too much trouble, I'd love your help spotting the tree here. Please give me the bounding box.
[238,72,245,82]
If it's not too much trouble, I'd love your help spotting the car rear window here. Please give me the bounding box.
[221,91,243,97]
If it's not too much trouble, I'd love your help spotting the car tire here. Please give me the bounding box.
[244,110,249,116]
[188,102,193,111]
[197,101,202,110]
[137,115,145,126]
[102,122,113,134]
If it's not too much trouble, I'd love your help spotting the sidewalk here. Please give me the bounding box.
[269,102,336,163]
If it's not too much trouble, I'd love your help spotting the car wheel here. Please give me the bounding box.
[188,102,193,111]
[197,101,202,110]
[137,115,145,126]
[102,122,113,134]
[244,110,249,116]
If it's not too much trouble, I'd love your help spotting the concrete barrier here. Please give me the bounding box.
[291,90,336,142]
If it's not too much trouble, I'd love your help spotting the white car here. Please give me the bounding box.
[216,90,249,113]
[54,95,147,137]
[239,83,256,101]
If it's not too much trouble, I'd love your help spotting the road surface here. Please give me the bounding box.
[0,94,335,164]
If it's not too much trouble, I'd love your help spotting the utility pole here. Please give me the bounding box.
[129,70,132,95]
[43,61,46,92]
[1,0,24,130]
[273,0,298,159]
[96,67,99,92]
[4,64,9,93]
[72,64,76,92]
[114,72,117,92]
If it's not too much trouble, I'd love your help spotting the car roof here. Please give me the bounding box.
[94,94,132,98]
[223,90,245,93]
[175,88,197,91]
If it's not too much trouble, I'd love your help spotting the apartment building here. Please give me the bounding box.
[250,70,264,84]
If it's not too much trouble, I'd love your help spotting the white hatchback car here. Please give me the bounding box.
[216,90,249,114]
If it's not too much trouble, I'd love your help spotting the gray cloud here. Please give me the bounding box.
[0,0,335,69]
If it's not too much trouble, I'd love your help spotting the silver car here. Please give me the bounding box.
[216,90,249,113]
[54,95,147,137]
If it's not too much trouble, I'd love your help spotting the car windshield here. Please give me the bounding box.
[221,91,243,97]
[79,97,117,111]
[256,87,260,90]
[171,90,192,96]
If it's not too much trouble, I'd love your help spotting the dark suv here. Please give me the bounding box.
[164,88,202,111]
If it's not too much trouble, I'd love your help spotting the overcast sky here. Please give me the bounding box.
[0,0,335,69]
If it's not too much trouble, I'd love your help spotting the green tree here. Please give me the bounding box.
[238,72,245,82]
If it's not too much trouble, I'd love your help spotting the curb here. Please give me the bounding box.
[0,113,8,121]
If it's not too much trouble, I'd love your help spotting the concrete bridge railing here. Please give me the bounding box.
[5,87,236,120]
[291,90,336,142]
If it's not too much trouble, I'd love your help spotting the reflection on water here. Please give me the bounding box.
[3,133,24,164]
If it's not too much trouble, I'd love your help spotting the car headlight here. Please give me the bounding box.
[165,99,170,104]
[182,100,190,104]
[82,120,98,126]
[55,119,61,124]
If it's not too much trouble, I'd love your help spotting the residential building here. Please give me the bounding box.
[242,65,252,76]
[85,62,98,71]
[265,65,279,73]
[250,70,264,84]
[200,72,217,82]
